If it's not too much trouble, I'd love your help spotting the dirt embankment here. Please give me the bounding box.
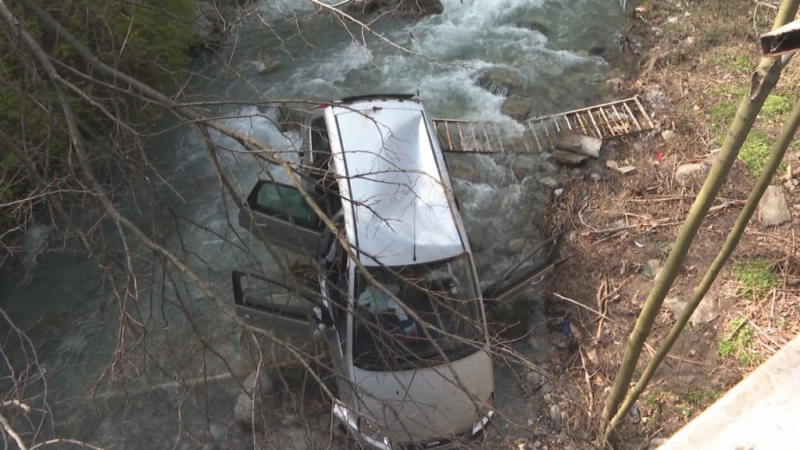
[532,0,800,447]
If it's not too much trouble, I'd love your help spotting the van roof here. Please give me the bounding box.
[329,100,464,266]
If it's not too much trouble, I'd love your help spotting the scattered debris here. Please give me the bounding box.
[759,185,792,227]
[606,160,637,175]
[661,129,675,141]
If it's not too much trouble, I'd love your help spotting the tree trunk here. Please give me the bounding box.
[600,0,800,439]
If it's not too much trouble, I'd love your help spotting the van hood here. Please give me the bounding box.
[351,349,494,445]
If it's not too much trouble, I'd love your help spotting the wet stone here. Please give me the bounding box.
[508,238,526,253]
[538,176,561,189]
[476,67,523,96]
[501,96,532,122]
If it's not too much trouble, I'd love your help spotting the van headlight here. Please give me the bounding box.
[471,409,495,436]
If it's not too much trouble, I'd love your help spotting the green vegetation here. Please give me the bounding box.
[675,387,721,419]
[708,51,751,71]
[718,317,761,366]
[643,389,669,407]
[706,85,791,178]
[733,258,779,300]
[1,0,198,230]
[762,94,792,117]
[738,129,776,178]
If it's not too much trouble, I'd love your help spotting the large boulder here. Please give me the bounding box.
[476,67,523,97]
[501,96,532,122]
[346,0,443,19]
[190,1,227,52]
[234,370,279,430]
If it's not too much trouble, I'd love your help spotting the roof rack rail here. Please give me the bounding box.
[338,93,416,103]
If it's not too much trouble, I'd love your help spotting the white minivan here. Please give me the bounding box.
[234,94,552,449]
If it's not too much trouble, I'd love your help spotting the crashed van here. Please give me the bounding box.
[234,94,552,449]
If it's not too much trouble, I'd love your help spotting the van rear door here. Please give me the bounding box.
[238,179,323,256]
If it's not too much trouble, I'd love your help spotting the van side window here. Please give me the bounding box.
[252,182,319,228]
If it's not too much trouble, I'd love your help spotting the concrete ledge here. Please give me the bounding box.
[659,333,800,450]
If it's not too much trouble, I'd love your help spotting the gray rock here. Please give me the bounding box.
[661,129,676,141]
[501,97,532,122]
[549,404,562,431]
[190,1,227,52]
[540,382,553,394]
[476,67,523,96]
[347,0,443,19]
[554,130,602,158]
[648,437,668,450]
[627,403,640,424]
[589,46,606,56]
[664,296,687,316]
[508,238,525,254]
[692,295,720,326]
[525,371,546,389]
[675,162,708,186]
[234,370,278,429]
[641,259,662,280]
[590,172,602,182]
[759,185,792,226]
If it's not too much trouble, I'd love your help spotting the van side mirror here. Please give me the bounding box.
[313,306,334,328]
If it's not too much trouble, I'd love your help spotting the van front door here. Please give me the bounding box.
[232,270,326,335]
[238,179,323,256]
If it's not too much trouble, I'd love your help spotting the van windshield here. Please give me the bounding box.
[352,254,483,371]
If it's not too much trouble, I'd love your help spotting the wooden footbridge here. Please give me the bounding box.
[432,96,655,154]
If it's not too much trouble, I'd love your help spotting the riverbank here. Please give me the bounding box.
[539,0,800,447]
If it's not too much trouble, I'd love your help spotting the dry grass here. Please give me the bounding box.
[538,0,800,446]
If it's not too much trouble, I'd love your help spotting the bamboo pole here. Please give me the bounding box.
[605,88,800,439]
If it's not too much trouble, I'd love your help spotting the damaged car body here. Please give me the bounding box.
[234,94,556,449]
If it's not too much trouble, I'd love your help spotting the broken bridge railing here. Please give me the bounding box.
[431,96,655,154]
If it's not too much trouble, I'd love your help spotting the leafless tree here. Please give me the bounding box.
[0,1,574,449]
